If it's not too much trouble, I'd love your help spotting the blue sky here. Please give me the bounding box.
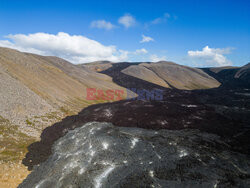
[0,0,249,66]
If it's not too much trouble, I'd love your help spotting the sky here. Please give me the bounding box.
[0,0,249,67]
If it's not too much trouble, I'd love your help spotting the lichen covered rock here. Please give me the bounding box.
[19,122,250,188]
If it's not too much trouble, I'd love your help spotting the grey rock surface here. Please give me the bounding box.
[19,122,250,188]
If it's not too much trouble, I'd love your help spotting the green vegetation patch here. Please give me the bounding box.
[0,116,36,162]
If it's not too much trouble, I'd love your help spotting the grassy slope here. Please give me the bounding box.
[0,116,35,187]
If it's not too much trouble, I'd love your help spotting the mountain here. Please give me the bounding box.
[82,61,221,90]
[122,61,220,89]
[201,63,250,88]
[0,47,125,135]
[80,61,114,72]
[234,63,250,86]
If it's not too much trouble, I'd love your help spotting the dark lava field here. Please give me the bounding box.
[20,62,250,187]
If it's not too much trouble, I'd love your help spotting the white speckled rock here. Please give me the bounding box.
[19,122,250,188]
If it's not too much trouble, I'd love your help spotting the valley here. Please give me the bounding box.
[0,47,249,187]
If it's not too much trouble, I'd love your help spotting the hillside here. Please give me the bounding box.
[0,47,126,187]
[0,47,125,135]
[123,61,221,89]
[82,61,221,90]
[202,63,250,88]
[80,61,114,72]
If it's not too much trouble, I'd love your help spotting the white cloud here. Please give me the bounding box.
[150,54,166,62]
[140,35,154,43]
[118,14,136,28]
[90,20,115,30]
[164,13,171,18]
[151,18,162,25]
[0,32,128,64]
[117,50,129,61]
[147,13,171,26]
[188,46,233,66]
[134,48,148,54]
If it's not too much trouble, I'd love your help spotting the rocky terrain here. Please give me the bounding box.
[21,83,250,171]
[1,47,249,187]
[19,122,250,188]
[19,60,250,187]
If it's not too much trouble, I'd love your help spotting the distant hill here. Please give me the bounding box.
[122,61,221,89]
[201,63,250,88]
[80,61,114,72]
[82,61,221,90]
[235,63,250,82]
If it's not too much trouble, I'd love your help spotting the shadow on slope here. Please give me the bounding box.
[100,62,175,90]
[201,63,250,89]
